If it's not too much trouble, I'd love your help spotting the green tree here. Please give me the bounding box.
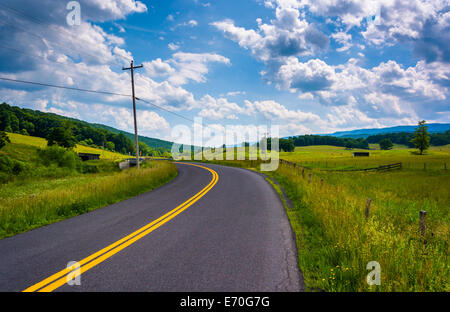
[280,138,295,152]
[105,141,115,151]
[410,120,430,155]
[379,138,393,150]
[47,121,77,149]
[0,131,10,149]
[9,113,19,132]
[139,141,150,156]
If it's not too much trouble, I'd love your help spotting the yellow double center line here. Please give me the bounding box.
[23,163,218,292]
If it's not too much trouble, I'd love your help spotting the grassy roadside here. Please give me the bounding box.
[201,156,449,292]
[0,161,177,239]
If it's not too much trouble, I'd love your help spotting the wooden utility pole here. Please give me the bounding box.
[123,60,143,168]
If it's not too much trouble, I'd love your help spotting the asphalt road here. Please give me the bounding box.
[0,162,303,292]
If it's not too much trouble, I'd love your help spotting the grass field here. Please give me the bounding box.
[5,132,129,161]
[279,145,450,171]
[203,145,450,292]
[0,133,178,239]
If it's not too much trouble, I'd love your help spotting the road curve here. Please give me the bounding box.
[0,162,303,292]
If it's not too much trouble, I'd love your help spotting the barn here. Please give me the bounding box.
[353,152,370,157]
[78,153,100,161]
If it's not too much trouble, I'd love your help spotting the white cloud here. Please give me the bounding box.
[188,20,199,27]
[226,91,247,96]
[197,95,246,120]
[143,58,176,77]
[168,43,180,51]
[265,0,449,63]
[211,5,329,63]
[244,99,324,128]
[331,31,353,52]
[167,52,231,85]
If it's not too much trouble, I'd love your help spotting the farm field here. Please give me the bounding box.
[205,145,450,291]
[6,132,129,161]
[279,145,450,170]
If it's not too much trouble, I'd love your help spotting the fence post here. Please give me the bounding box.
[365,198,372,220]
[302,168,305,179]
[420,211,427,243]
[308,173,312,183]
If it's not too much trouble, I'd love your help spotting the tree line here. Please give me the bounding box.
[366,130,450,147]
[264,135,369,152]
[0,103,168,157]
[279,135,369,151]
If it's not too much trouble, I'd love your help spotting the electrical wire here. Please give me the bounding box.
[0,77,131,97]
[0,2,132,65]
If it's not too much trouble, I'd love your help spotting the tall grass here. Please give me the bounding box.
[0,161,177,239]
[204,147,449,292]
[270,164,448,291]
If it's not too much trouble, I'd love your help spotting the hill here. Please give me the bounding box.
[0,102,173,154]
[6,132,128,161]
[91,123,173,151]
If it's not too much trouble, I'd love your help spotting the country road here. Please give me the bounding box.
[0,162,303,292]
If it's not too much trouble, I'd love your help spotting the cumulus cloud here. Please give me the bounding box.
[244,99,324,125]
[167,52,231,85]
[143,58,176,77]
[0,0,205,132]
[272,56,449,123]
[331,31,353,52]
[211,5,328,62]
[197,95,246,120]
[276,58,335,91]
[265,0,450,63]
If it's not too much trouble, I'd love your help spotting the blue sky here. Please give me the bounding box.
[0,0,449,142]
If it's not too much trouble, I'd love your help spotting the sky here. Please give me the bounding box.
[0,0,449,143]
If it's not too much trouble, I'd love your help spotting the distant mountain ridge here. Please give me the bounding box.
[325,123,450,139]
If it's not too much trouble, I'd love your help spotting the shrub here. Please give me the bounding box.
[0,154,27,182]
[0,131,10,149]
[80,163,100,174]
[379,138,393,150]
[38,145,81,170]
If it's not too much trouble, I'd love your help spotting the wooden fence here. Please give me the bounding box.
[279,159,403,172]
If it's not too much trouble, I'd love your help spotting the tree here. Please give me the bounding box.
[47,121,77,149]
[105,141,115,151]
[0,131,10,149]
[139,141,150,156]
[9,113,19,132]
[379,138,393,150]
[410,120,430,155]
[280,138,295,152]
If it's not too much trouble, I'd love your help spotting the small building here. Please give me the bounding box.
[78,153,100,161]
[353,152,370,157]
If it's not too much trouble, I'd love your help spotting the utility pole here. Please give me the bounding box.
[123,60,143,168]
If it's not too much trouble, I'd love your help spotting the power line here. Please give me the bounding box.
[0,2,132,65]
[0,20,122,68]
[0,76,196,124]
[136,97,222,134]
[136,98,196,123]
[0,44,65,65]
[0,77,131,97]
